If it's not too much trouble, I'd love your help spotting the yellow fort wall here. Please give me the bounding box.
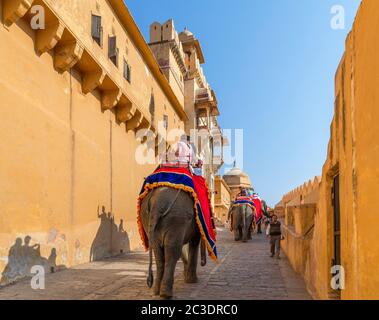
[0,0,185,285]
[280,0,379,300]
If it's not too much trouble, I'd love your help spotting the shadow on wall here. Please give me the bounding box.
[90,206,131,262]
[1,236,66,286]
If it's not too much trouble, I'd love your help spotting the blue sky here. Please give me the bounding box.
[127,0,361,206]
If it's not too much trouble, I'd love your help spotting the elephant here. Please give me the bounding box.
[228,204,256,242]
[140,187,207,299]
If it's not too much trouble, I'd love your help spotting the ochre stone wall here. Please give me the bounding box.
[214,177,231,223]
[0,0,184,285]
[280,0,379,300]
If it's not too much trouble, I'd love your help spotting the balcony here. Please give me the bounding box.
[195,88,220,117]
[196,115,209,130]
[195,87,211,103]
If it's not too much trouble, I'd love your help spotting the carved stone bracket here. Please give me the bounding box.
[2,0,34,26]
[101,89,122,110]
[54,40,84,72]
[126,110,143,131]
[82,69,105,94]
[116,99,136,123]
[137,117,151,131]
[36,20,65,54]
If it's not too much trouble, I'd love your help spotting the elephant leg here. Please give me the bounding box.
[160,245,182,299]
[248,227,252,239]
[153,245,164,296]
[242,229,248,242]
[234,228,240,241]
[243,226,250,242]
[200,238,207,267]
[239,227,243,241]
[181,244,189,276]
[185,235,200,283]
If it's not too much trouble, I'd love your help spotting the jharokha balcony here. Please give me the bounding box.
[195,88,220,119]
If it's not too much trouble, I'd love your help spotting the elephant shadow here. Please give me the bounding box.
[1,236,66,286]
[90,206,131,262]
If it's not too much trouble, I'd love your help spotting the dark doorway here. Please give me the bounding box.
[332,175,341,267]
[331,174,341,297]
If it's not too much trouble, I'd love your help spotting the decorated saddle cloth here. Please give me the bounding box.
[251,195,263,224]
[230,196,256,231]
[137,167,218,262]
[232,196,256,210]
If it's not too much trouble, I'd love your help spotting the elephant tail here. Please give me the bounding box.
[147,244,154,288]
[146,188,182,288]
[147,208,155,289]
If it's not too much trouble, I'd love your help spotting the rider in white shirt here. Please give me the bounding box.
[162,135,197,169]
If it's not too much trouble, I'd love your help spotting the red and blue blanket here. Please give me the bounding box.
[233,196,256,210]
[230,196,256,231]
[137,167,218,262]
[251,195,263,224]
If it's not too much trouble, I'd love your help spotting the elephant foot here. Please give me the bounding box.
[185,274,198,284]
[153,286,160,296]
[160,289,173,300]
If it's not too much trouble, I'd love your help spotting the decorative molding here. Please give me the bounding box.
[82,69,105,94]
[54,40,84,72]
[36,21,65,54]
[101,89,121,110]
[2,0,34,26]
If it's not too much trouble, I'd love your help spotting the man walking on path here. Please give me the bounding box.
[266,214,284,259]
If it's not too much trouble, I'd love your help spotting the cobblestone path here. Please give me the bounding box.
[0,227,311,300]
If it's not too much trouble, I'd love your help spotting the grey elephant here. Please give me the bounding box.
[228,204,256,242]
[140,187,207,299]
